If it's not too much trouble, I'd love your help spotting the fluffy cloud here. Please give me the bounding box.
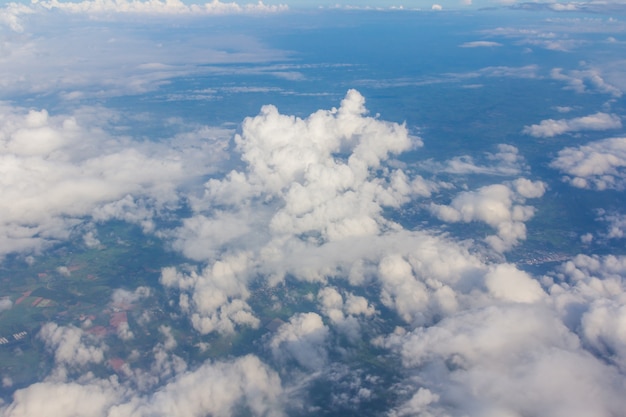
[550,137,626,190]
[485,263,546,303]
[599,211,626,238]
[0,105,230,257]
[429,179,546,252]
[383,301,626,417]
[160,253,260,335]
[523,112,622,138]
[3,355,284,417]
[39,323,107,369]
[317,286,375,340]
[163,90,434,331]
[270,312,329,370]
[581,299,626,372]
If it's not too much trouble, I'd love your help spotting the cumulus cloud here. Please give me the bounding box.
[3,355,284,417]
[4,83,626,417]
[270,312,329,370]
[383,300,626,417]
[599,211,626,238]
[0,105,231,257]
[317,286,375,340]
[484,263,546,303]
[111,286,151,308]
[581,298,626,372]
[161,90,436,331]
[550,137,626,190]
[160,254,260,335]
[429,178,546,252]
[39,323,107,369]
[523,112,622,138]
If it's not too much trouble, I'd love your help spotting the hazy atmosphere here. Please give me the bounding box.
[1,0,626,416]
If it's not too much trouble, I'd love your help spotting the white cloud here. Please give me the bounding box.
[429,179,546,252]
[550,137,626,190]
[317,286,375,340]
[3,355,284,417]
[383,301,626,417]
[39,323,107,369]
[111,286,151,307]
[270,312,329,370]
[551,68,623,97]
[420,144,526,176]
[0,298,13,312]
[160,253,260,335]
[162,90,434,331]
[0,104,231,257]
[523,112,622,138]
[0,9,288,98]
[5,380,123,417]
[581,298,626,372]
[484,263,546,303]
[459,41,502,48]
[599,211,626,238]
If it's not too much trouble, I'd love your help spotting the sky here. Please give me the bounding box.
[1,0,626,416]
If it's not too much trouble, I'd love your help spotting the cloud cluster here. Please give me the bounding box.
[39,323,107,370]
[270,312,329,370]
[4,354,284,417]
[430,178,546,252]
[317,286,375,340]
[3,84,626,417]
[523,112,622,138]
[550,137,626,190]
[0,104,231,257]
[375,251,626,417]
[161,90,433,333]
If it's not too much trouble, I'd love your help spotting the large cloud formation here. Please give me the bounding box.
[2,86,626,417]
[161,89,434,333]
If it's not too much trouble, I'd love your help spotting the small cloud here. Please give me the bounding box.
[523,112,622,138]
[431,4,443,10]
[459,41,502,48]
[581,233,594,243]
[0,298,12,313]
[429,179,546,252]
